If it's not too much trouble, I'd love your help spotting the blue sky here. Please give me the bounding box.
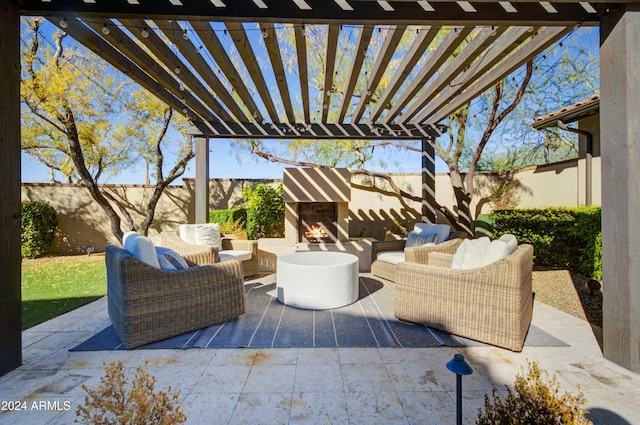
[21,137,447,184]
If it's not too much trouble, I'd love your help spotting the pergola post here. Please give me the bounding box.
[195,136,210,224]
[421,137,437,223]
[0,0,22,376]
[600,4,640,372]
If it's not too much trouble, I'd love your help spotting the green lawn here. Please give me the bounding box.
[21,255,107,330]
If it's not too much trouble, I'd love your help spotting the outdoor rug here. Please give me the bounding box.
[71,274,567,351]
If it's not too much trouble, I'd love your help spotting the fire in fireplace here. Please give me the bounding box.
[298,202,338,243]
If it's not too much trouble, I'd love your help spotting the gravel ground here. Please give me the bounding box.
[532,266,603,328]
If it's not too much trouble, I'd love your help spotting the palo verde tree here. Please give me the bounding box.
[237,25,598,235]
[21,19,194,242]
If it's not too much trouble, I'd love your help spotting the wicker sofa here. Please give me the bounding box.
[395,244,534,351]
[371,235,465,282]
[106,244,246,349]
[160,231,260,277]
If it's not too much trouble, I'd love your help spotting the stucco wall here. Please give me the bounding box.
[22,158,602,254]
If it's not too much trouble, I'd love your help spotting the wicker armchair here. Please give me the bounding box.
[395,244,534,351]
[371,235,465,282]
[106,245,246,349]
[160,231,259,277]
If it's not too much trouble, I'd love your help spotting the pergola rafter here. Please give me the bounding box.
[17,0,602,139]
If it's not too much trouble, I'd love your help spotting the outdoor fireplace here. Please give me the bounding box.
[283,168,351,243]
[298,202,338,243]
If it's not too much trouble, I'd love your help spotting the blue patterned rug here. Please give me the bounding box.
[71,275,566,351]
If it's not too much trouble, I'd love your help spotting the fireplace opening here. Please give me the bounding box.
[298,202,338,243]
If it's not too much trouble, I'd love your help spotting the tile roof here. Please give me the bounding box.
[531,94,600,130]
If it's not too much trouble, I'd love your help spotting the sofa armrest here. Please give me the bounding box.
[371,239,407,261]
[404,237,464,265]
[222,238,258,255]
[160,231,219,265]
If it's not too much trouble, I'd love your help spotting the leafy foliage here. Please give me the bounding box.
[21,19,193,241]
[210,208,247,230]
[490,206,602,279]
[243,183,285,239]
[76,361,186,425]
[477,361,592,425]
[21,200,58,259]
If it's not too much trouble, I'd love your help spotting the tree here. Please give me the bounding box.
[239,26,598,235]
[21,19,194,242]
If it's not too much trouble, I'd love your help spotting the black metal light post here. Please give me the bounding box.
[446,354,473,425]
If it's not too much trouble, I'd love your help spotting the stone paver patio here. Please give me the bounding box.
[1,273,639,425]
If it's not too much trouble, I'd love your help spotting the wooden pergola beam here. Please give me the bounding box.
[351,25,407,123]
[369,25,440,123]
[338,26,373,122]
[322,24,340,123]
[261,22,296,123]
[225,21,280,122]
[295,24,311,123]
[190,20,264,123]
[120,18,233,121]
[423,26,571,124]
[19,0,600,26]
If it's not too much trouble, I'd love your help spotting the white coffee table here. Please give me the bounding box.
[276,251,359,310]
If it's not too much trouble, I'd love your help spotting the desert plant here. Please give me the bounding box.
[21,200,58,258]
[76,361,186,425]
[476,361,592,425]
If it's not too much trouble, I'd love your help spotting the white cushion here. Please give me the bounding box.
[195,223,222,249]
[405,231,439,248]
[219,250,252,263]
[155,246,189,270]
[481,234,518,267]
[413,223,450,244]
[376,251,405,265]
[451,237,490,270]
[123,232,161,269]
[179,224,197,245]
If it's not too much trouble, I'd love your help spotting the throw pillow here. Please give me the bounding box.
[405,231,438,248]
[179,224,197,245]
[195,223,222,249]
[155,247,189,270]
[451,237,490,270]
[123,233,161,269]
[413,223,450,244]
[481,234,518,267]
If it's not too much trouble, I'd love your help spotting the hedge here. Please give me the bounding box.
[21,200,58,259]
[490,206,602,279]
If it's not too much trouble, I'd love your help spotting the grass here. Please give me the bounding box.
[21,254,107,330]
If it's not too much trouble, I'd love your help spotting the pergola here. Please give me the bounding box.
[2,0,639,373]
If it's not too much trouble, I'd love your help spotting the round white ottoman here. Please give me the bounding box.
[276,252,359,310]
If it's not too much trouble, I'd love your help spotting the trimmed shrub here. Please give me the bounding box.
[21,200,58,259]
[243,183,284,240]
[210,208,247,232]
[490,207,601,279]
[477,361,592,425]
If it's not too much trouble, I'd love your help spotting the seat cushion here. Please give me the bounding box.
[219,250,253,263]
[376,250,405,265]
[123,232,161,269]
[413,223,450,243]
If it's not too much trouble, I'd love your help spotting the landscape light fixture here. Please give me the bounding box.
[446,354,473,425]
